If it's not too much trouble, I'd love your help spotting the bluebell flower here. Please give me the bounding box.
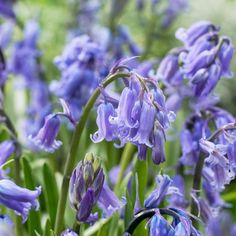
[28,114,62,153]
[144,174,181,208]
[97,182,125,218]
[91,103,117,143]
[177,22,234,98]
[161,0,187,28]
[176,21,220,48]
[61,229,78,236]
[0,179,41,223]
[51,35,105,121]
[69,153,104,223]
[149,210,175,236]
[0,0,16,19]
[92,72,174,164]
[168,175,188,209]
[0,214,14,236]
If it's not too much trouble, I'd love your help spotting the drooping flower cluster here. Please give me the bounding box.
[51,35,106,121]
[179,106,236,224]
[126,174,201,236]
[157,21,234,112]
[69,153,124,224]
[91,72,175,164]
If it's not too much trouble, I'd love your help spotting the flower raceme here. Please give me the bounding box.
[157,21,234,109]
[69,153,124,224]
[91,72,175,165]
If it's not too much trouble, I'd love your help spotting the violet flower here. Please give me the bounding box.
[0,179,41,223]
[51,35,105,121]
[97,182,125,218]
[28,114,62,153]
[9,20,41,85]
[144,174,181,208]
[69,153,104,223]
[92,72,174,165]
[0,0,16,19]
[61,229,78,236]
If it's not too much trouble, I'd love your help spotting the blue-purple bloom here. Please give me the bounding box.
[0,214,14,236]
[92,72,174,164]
[0,179,41,222]
[51,35,106,121]
[69,153,104,223]
[28,114,62,153]
[9,20,41,85]
[0,0,16,19]
[61,229,78,236]
[144,174,182,208]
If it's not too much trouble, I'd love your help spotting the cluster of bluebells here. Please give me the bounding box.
[69,153,124,223]
[157,21,234,112]
[125,174,202,235]
[91,71,175,164]
[51,35,106,121]
[155,20,236,229]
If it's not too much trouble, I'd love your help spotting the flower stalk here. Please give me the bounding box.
[54,72,130,235]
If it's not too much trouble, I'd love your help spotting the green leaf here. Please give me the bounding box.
[44,218,52,236]
[43,162,59,228]
[135,159,148,205]
[22,157,42,235]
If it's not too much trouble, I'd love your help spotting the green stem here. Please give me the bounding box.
[190,153,205,228]
[114,143,136,194]
[54,72,129,235]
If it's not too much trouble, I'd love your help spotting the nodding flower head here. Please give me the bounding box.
[91,72,175,165]
[28,114,62,153]
[0,179,41,223]
[69,153,104,223]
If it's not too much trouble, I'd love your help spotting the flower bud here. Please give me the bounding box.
[69,153,104,223]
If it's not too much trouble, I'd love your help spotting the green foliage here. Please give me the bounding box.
[22,157,42,235]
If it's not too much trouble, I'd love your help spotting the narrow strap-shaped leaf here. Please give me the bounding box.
[43,162,59,228]
[22,157,42,235]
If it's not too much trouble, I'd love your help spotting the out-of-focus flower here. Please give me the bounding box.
[51,35,106,121]
[0,179,41,222]
[61,229,78,236]
[0,21,14,49]
[0,140,15,166]
[0,214,14,236]
[161,0,188,28]
[28,114,62,153]
[69,153,104,223]
[0,0,16,19]
[9,20,41,85]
